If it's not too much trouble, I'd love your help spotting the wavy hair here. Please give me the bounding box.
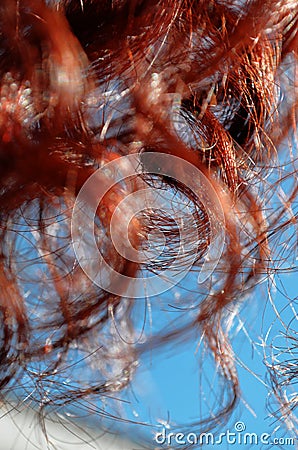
[0,0,297,445]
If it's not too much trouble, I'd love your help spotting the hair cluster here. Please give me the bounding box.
[0,0,297,443]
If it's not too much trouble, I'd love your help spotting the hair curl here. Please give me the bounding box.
[0,0,297,446]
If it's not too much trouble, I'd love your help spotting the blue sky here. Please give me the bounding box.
[71,153,297,449]
[110,268,297,449]
[6,143,296,450]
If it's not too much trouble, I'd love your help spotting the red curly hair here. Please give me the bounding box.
[0,0,297,443]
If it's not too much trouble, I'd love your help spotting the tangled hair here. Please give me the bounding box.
[0,0,297,445]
